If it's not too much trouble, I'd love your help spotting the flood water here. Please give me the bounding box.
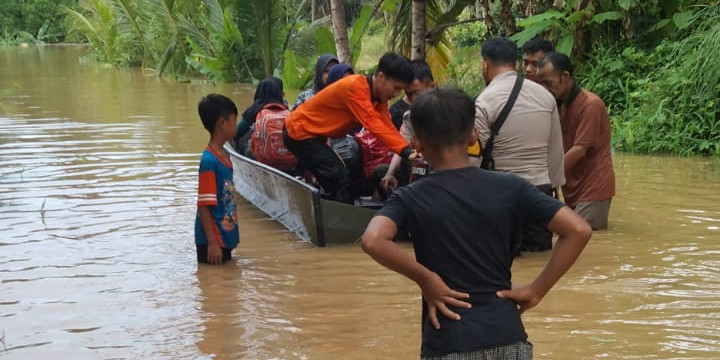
[1,46,719,360]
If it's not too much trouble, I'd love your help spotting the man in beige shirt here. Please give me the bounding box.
[475,37,565,253]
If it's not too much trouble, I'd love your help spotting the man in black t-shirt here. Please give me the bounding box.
[388,59,435,130]
[361,88,592,359]
[380,60,436,193]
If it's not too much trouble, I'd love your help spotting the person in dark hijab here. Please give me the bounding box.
[292,54,339,109]
[234,77,285,155]
[326,63,354,86]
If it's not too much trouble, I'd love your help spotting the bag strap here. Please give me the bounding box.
[366,75,380,103]
[480,75,524,169]
[261,102,288,112]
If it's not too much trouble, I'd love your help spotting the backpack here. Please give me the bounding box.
[330,135,361,172]
[354,129,393,179]
[249,103,297,171]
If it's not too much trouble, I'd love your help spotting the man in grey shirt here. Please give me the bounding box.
[475,37,565,253]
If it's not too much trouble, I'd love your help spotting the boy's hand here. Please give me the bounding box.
[407,149,418,160]
[496,285,543,313]
[207,240,223,265]
[380,174,398,191]
[419,272,471,330]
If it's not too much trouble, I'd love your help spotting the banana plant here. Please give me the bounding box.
[510,2,623,55]
[178,0,244,82]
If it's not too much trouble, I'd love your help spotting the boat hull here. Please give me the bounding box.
[226,143,376,246]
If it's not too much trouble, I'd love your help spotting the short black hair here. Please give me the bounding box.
[410,88,475,147]
[377,52,413,84]
[522,38,554,54]
[481,37,517,66]
[410,59,434,83]
[198,94,238,133]
[538,51,574,76]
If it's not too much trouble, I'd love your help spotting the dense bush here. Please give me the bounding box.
[444,46,485,98]
[579,6,720,156]
[0,0,77,44]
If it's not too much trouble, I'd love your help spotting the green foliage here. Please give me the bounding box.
[65,0,249,80]
[179,0,245,82]
[315,27,336,55]
[579,6,720,156]
[354,18,388,71]
[452,11,487,48]
[444,46,484,97]
[64,0,121,65]
[282,25,335,90]
[0,0,76,43]
[432,0,476,41]
[389,0,454,79]
[235,0,289,79]
[282,49,309,90]
[349,4,374,65]
[511,6,623,55]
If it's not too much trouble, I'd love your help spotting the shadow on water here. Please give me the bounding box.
[0,46,719,359]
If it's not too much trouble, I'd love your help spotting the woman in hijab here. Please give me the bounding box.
[234,77,285,155]
[325,63,354,86]
[292,54,339,109]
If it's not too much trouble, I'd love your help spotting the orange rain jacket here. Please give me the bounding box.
[285,74,411,155]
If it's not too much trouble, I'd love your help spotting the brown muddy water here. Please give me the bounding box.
[1,46,719,360]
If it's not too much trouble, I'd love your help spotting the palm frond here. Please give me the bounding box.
[177,0,245,81]
[111,0,154,64]
[63,0,119,64]
[235,0,287,77]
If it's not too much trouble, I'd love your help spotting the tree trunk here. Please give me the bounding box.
[521,0,533,16]
[411,0,426,60]
[572,0,592,60]
[311,0,315,22]
[480,0,494,35]
[330,0,351,63]
[499,0,516,35]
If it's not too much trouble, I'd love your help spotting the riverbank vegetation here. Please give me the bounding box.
[0,0,77,44]
[1,0,718,155]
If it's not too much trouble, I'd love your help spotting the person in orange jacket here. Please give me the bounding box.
[283,52,415,204]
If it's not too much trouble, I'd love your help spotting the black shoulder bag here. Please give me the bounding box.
[480,75,524,170]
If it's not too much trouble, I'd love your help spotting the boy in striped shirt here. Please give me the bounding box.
[195,94,240,265]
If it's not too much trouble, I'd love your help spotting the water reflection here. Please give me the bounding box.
[1,46,719,359]
[196,261,244,360]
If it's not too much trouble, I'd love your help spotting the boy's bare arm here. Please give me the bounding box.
[361,216,470,329]
[380,154,402,190]
[497,206,591,312]
[198,206,223,265]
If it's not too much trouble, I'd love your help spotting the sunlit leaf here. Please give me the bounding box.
[282,49,306,89]
[349,4,373,64]
[314,27,336,56]
[590,11,623,24]
[651,18,671,31]
[556,34,573,55]
[382,0,401,13]
[509,24,548,46]
[616,0,639,11]
[672,11,694,30]
[566,10,588,24]
[516,10,564,27]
